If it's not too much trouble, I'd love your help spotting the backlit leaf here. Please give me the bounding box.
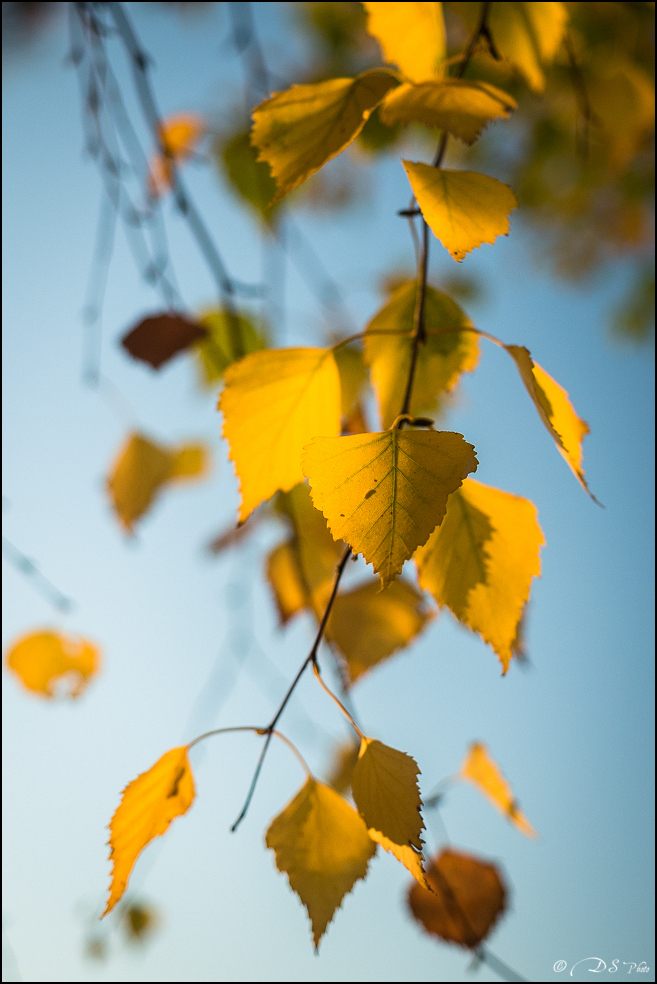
[404,163,518,261]
[220,349,341,522]
[334,343,368,419]
[273,483,345,618]
[104,747,195,915]
[217,129,279,224]
[327,578,433,683]
[107,433,209,533]
[352,737,429,888]
[415,478,544,673]
[121,312,207,370]
[251,70,399,202]
[380,79,517,144]
[461,742,537,837]
[195,307,267,388]
[325,740,361,796]
[407,848,507,948]
[363,2,446,83]
[267,541,307,625]
[363,280,479,429]
[5,629,100,698]
[488,1,568,93]
[505,345,595,499]
[149,112,205,196]
[302,428,478,587]
[265,777,376,948]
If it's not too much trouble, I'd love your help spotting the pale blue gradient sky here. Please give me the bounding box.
[3,4,655,982]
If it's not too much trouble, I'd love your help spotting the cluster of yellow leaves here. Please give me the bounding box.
[5,629,100,698]
[107,432,209,533]
[149,112,205,197]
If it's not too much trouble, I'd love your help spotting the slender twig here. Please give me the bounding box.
[230,545,352,830]
[477,947,528,983]
[2,538,74,613]
[107,2,243,319]
[187,725,311,777]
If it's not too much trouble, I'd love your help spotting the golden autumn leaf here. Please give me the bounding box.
[352,737,429,888]
[302,428,478,587]
[120,312,207,370]
[333,343,369,420]
[327,578,433,683]
[271,483,345,619]
[404,163,518,261]
[265,777,376,948]
[107,433,209,533]
[488,1,568,93]
[461,742,537,837]
[363,2,446,83]
[220,349,341,522]
[380,79,517,144]
[195,307,267,387]
[324,740,361,796]
[363,280,479,429]
[415,478,544,673]
[251,70,399,202]
[149,112,205,196]
[505,345,596,500]
[5,629,100,698]
[104,747,196,916]
[407,848,507,948]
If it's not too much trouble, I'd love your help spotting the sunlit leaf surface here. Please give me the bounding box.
[461,742,537,837]
[363,2,446,82]
[381,79,516,143]
[5,630,100,698]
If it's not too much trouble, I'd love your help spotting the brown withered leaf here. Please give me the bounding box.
[121,312,207,370]
[407,848,507,948]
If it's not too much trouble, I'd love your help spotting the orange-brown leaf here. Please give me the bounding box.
[407,848,507,948]
[149,113,205,196]
[5,629,100,698]
[104,747,196,915]
[121,312,207,370]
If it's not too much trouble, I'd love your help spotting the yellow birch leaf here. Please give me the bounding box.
[274,483,345,616]
[195,307,267,388]
[404,162,518,261]
[488,1,568,93]
[104,747,195,916]
[461,742,537,837]
[415,478,544,673]
[363,280,479,429]
[265,777,376,948]
[325,740,361,796]
[407,848,507,948]
[302,429,478,587]
[107,433,209,533]
[168,442,208,481]
[266,540,307,625]
[327,578,433,683]
[505,345,596,500]
[380,79,517,144]
[149,112,205,196]
[351,737,430,888]
[363,2,446,83]
[5,629,100,698]
[333,343,368,419]
[220,349,341,522]
[251,69,399,203]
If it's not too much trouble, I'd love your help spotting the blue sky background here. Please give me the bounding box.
[2,4,655,982]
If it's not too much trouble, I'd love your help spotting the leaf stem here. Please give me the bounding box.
[311,663,365,740]
[187,725,312,777]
